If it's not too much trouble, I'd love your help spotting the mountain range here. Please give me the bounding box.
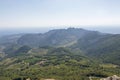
[0,28,120,64]
[0,27,120,80]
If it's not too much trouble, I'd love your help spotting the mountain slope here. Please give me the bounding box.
[0,46,95,80]
[73,34,120,65]
[0,28,120,65]
[0,34,23,45]
[0,28,120,80]
[17,28,101,47]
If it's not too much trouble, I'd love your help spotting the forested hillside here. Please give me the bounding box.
[0,28,120,80]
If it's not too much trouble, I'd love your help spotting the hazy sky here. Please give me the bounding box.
[0,0,120,28]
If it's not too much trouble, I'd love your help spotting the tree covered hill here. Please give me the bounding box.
[72,34,120,65]
[0,28,120,80]
[0,28,120,65]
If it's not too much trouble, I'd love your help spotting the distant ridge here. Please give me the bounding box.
[0,28,120,65]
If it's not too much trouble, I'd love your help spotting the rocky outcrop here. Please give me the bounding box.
[100,75,120,80]
[26,78,31,80]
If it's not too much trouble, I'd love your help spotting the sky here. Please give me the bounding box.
[0,0,120,29]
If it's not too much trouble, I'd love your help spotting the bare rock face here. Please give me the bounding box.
[100,75,120,80]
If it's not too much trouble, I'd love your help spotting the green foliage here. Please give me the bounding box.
[15,46,31,53]
[72,34,120,65]
[0,47,120,80]
[0,28,120,80]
